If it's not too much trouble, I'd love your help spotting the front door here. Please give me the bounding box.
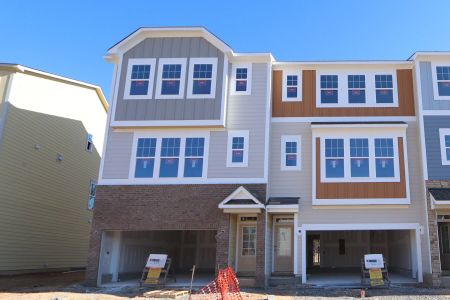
[439,222,450,271]
[237,221,257,275]
[273,218,294,274]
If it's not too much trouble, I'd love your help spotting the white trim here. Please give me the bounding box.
[272,116,417,123]
[273,61,413,66]
[98,177,267,185]
[266,205,299,213]
[422,110,450,116]
[431,194,450,209]
[439,128,450,165]
[218,186,264,209]
[264,62,272,183]
[227,130,250,167]
[293,213,299,275]
[431,62,450,100]
[128,130,210,181]
[415,61,429,180]
[311,123,408,129]
[123,58,156,100]
[220,56,229,126]
[186,57,218,99]
[155,58,187,99]
[110,119,224,127]
[282,69,302,102]
[0,73,14,146]
[299,223,423,284]
[313,198,410,206]
[281,135,302,171]
[230,63,252,96]
[316,71,399,108]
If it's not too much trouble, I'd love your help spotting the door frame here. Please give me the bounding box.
[271,215,294,274]
[235,214,257,273]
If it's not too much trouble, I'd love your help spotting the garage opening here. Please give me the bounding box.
[98,230,217,286]
[306,230,418,286]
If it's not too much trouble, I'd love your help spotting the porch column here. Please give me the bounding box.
[301,227,307,284]
[410,230,418,279]
[415,227,424,283]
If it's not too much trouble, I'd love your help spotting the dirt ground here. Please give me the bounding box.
[2,271,450,299]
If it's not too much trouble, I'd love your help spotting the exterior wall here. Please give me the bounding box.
[272,69,415,117]
[420,62,450,110]
[424,116,450,180]
[86,184,267,286]
[0,71,10,118]
[0,105,100,272]
[102,131,133,179]
[115,37,224,121]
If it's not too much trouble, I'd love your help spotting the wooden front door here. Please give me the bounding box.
[237,223,257,274]
[439,222,450,270]
[273,221,294,274]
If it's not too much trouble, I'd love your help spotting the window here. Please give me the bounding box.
[325,139,344,178]
[124,58,156,99]
[135,138,157,178]
[320,75,338,103]
[87,180,96,210]
[374,138,395,177]
[159,138,181,177]
[350,138,369,177]
[281,135,301,170]
[375,75,394,103]
[227,131,249,167]
[439,128,450,165]
[242,226,256,256]
[436,66,450,97]
[282,71,302,102]
[86,134,93,152]
[348,75,366,104]
[187,58,218,98]
[184,138,205,177]
[155,58,187,99]
[231,64,252,95]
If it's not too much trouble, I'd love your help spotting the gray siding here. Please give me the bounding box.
[115,37,224,121]
[207,63,268,178]
[102,131,133,179]
[424,116,450,180]
[420,62,450,110]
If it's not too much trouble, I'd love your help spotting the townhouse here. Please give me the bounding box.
[86,27,446,287]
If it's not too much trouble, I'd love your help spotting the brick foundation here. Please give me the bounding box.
[425,180,450,287]
[85,184,266,287]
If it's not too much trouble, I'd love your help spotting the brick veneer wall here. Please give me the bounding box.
[85,184,267,286]
[426,180,450,287]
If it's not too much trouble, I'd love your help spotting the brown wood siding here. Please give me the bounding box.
[315,137,407,199]
[272,69,415,117]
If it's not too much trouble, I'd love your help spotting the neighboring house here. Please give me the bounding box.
[411,52,450,287]
[86,27,444,288]
[0,64,108,274]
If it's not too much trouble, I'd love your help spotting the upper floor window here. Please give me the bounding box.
[282,70,302,102]
[124,58,156,99]
[439,128,450,165]
[281,135,301,170]
[348,75,366,104]
[321,136,400,182]
[320,75,338,104]
[375,75,394,103]
[187,57,218,99]
[86,134,93,152]
[155,58,187,99]
[227,130,249,167]
[231,64,252,95]
[436,66,450,98]
[132,135,208,180]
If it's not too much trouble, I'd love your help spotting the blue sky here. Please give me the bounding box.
[1,0,450,99]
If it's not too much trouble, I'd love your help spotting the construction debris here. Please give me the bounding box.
[143,289,189,299]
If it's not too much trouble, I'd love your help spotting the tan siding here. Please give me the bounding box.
[0,105,99,271]
[272,69,415,117]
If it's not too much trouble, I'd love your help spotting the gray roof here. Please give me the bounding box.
[225,199,257,205]
[429,188,450,201]
[267,197,300,205]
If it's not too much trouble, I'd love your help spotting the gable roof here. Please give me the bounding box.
[429,188,450,201]
[218,186,264,209]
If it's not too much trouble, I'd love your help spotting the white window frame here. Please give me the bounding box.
[230,63,252,96]
[316,71,398,108]
[282,70,302,102]
[281,135,302,171]
[155,58,187,99]
[129,131,210,182]
[431,63,450,100]
[186,57,218,99]
[439,128,450,165]
[227,130,249,167]
[320,134,401,183]
[124,58,156,100]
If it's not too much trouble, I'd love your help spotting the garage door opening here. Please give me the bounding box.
[305,230,419,286]
[98,230,217,286]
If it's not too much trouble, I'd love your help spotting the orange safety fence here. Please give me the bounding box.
[196,267,242,300]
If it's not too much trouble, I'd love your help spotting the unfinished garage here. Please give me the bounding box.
[302,226,423,285]
[98,230,217,285]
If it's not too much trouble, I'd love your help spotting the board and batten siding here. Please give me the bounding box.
[115,37,224,121]
[0,106,99,271]
[424,116,450,180]
[420,62,450,110]
[207,63,268,178]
